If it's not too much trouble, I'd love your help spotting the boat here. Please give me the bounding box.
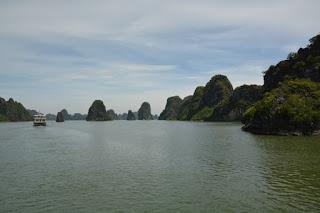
[33,114,46,126]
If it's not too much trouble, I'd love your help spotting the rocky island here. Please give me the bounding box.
[0,97,32,122]
[159,74,255,121]
[242,34,320,135]
[127,110,136,120]
[211,85,263,121]
[106,109,117,120]
[159,96,182,120]
[2,33,319,136]
[86,100,113,121]
[138,102,152,120]
[159,34,320,135]
[56,111,64,122]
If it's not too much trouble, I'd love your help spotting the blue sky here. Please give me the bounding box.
[0,0,319,114]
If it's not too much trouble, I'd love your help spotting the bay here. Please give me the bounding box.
[1,121,319,212]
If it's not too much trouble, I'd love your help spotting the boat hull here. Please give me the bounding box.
[33,122,46,127]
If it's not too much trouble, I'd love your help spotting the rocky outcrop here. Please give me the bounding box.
[138,102,152,120]
[53,109,86,120]
[86,100,112,121]
[263,34,320,91]
[56,111,64,122]
[106,109,117,120]
[242,80,320,135]
[202,75,233,107]
[242,34,320,135]
[192,75,233,121]
[0,97,32,122]
[160,75,234,121]
[211,85,263,121]
[159,96,182,120]
[178,86,205,121]
[127,110,136,120]
[60,109,70,120]
[176,95,193,120]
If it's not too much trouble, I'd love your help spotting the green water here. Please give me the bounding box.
[0,121,319,212]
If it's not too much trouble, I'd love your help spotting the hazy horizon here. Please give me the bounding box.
[0,0,319,114]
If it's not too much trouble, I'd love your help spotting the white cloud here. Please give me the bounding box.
[0,0,319,114]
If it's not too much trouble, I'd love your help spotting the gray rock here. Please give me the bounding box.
[127,110,136,120]
[138,102,152,120]
[56,111,64,122]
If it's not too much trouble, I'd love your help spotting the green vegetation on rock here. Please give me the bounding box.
[263,34,320,91]
[86,100,112,121]
[176,95,193,121]
[177,87,204,121]
[243,34,320,135]
[159,96,182,120]
[178,75,233,121]
[193,75,233,121]
[191,107,214,121]
[242,79,320,135]
[0,97,32,122]
[211,85,263,121]
[202,75,233,107]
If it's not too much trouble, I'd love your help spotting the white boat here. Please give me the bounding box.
[33,114,46,126]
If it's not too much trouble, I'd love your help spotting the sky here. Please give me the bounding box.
[0,0,319,114]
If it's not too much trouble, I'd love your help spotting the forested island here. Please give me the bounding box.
[159,34,320,135]
[0,97,32,122]
[1,34,319,135]
[85,100,155,121]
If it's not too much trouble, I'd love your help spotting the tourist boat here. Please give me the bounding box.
[33,114,46,126]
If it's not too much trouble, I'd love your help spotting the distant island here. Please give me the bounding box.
[85,100,156,121]
[1,34,319,136]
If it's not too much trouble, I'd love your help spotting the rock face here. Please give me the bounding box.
[202,75,233,107]
[159,96,182,120]
[106,109,117,120]
[138,102,152,120]
[178,86,205,121]
[176,95,193,120]
[160,75,260,122]
[211,85,263,121]
[0,97,32,122]
[56,111,64,122]
[242,80,320,135]
[160,75,234,121]
[242,34,320,135]
[53,109,86,120]
[60,109,70,120]
[127,110,136,120]
[86,100,112,121]
[191,75,233,121]
[263,34,320,91]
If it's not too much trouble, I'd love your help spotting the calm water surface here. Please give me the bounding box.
[1,121,320,212]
